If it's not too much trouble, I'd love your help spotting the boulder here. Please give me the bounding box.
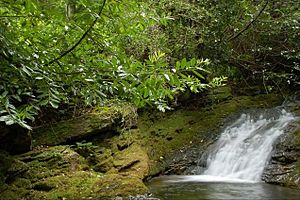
[113,144,149,179]
[32,104,137,146]
[262,122,300,189]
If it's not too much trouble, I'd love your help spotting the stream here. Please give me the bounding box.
[148,176,300,200]
[147,109,300,199]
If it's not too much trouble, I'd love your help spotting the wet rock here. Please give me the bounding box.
[126,194,160,200]
[271,151,298,164]
[262,121,300,189]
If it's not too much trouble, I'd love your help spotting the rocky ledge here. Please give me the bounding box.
[262,100,300,189]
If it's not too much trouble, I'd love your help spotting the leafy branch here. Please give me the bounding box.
[47,0,107,66]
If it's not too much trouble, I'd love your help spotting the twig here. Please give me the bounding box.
[47,0,107,66]
[228,1,269,41]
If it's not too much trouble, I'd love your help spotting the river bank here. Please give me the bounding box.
[1,87,300,199]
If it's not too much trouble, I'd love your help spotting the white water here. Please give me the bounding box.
[178,109,295,183]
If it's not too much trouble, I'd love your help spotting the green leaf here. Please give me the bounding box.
[39,100,49,106]
[50,101,59,109]
[19,121,32,130]
[1,91,8,97]
[192,70,205,79]
[163,73,170,81]
[0,115,10,122]
[181,58,187,68]
[190,58,196,66]
[21,66,32,76]
[176,61,181,69]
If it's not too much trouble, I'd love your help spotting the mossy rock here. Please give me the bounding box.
[93,143,149,179]
[27,172,148,200]
[1,144,149,200]
[93,174,148,198]
[0,185,31,200]
[113,144,149,179]
[93,155,115,173]
[14,146,87,183]
[32,104,137,147]
[20,171,103,200]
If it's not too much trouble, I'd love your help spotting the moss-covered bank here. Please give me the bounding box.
[0,87,287,199]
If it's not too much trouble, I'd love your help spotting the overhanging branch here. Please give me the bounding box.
[47,0,107,66]
[228,1,269,41]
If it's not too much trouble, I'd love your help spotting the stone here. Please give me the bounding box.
[262,121,300,189]
[113,144,149,179]
[32,104,137,147]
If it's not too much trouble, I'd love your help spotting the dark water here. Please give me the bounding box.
[147,176,300,200]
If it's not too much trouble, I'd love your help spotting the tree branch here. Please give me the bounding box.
[228,1,269,41]
[47,0,107,66]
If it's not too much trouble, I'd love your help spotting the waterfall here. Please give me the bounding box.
[175,109,296,183]
[201,109,295,182]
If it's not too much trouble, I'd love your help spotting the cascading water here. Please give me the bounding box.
[148,108,300,200]
[173,109,296,183]
[197,109,295,182]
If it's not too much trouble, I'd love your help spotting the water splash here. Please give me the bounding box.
[201,109,295,182]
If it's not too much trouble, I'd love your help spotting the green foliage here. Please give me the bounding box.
[0,0,222,129]
[145,0,300,90]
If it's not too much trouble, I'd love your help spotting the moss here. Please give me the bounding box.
[27,172,147,200]
[32,103,137,147]
[16,146,87,183]
[137,93,284,175]
[206,86,233,103]
[27,171,100,200]
[12,178,32,189]
[0,185,30,200]
[1,92,287,199]
[91,174,148,198]
[0,150,13,184]
[113,144,149,179]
